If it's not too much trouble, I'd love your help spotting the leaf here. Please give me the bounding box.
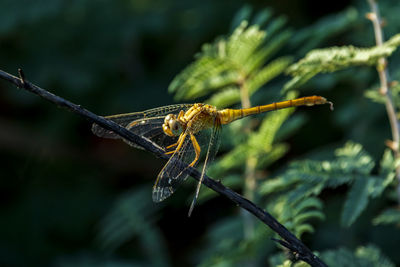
[364,88,386,104]
[247,56,293,94]
[285,33,400,88]
[206,87,241,108]
[96,188,169,266]
[321,245,395,267]
[372,208,400,225]
[341,176,372,227]
[355,245,396,267]
[169,17,291,101]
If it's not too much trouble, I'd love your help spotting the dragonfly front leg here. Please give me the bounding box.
[189,134,201,167]
[165,133,187,155]
[165,142,178,154]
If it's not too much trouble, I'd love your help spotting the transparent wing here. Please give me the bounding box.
[152,132,196,202]
[92,104,193,149]
[152,116,221,203]
[188,117,221,215]
[122,116,177,150]
[92,104,193,139]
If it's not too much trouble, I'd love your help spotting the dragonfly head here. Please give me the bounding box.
[163,114,183,137]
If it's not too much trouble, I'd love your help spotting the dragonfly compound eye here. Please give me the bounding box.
[169,119,182,136]
[162,114,180,136]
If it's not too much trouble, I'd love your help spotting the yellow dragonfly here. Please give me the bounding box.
[92,95,332,215]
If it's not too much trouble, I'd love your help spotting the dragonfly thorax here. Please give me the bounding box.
[162,113,184,137]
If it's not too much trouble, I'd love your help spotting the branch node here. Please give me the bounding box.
[385,139,399,151]
[18,68,26,87]
[365,12,376,21]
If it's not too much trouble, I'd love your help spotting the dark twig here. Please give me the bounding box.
[0,68,328,267]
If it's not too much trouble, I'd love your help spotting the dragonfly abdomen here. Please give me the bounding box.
[218,96,332,124]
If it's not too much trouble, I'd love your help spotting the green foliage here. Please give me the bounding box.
[261,142,397,228]
[165,4,400,266]
[3,1,400,266]
[267,196,325,237]
[285,33,400,90]
[207,57,292,107]
[373,208,400,226]
[168,9,292,106]
[96,188,169,267]
[321,245,395,267]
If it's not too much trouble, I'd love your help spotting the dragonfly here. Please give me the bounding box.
[92,95,333,215]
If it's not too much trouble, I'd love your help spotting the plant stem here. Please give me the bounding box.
[367,0,400,204]
[239,78,257,239]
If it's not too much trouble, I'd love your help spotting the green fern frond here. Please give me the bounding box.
[247,56,292,94]
[364,87,386,104]
[206,87,241,108]
[169,57,235,100]
[294,224,316,238]
[261,142,397,227]
[355,245,395,267]
[258,174,299,195]
[256,143,289,169]
[245,30,291,73]
[207,143,249,177]
[294,197,324,213]
[285,33,400,90]
[249,91,297,149]
[205,56,292,107]
[321,245,395,267]
[293,210,325,227]
[268,196,324,237]
[170,17,291,102]
[379,148,399,181]
[372,208,400,225]
[96,188,168,265]
[341,176,372,227]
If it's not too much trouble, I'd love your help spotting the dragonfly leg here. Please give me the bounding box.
[126,120,140,129]
[189,134,201,167]
[165,142,178,149]
[165,133,185,154]
[177,110,185,121]
[165,133,187,155]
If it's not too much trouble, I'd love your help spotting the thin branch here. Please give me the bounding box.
[0,68,328,267]
[367,0,400,204]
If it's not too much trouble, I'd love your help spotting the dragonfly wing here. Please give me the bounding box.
[152,132,196,202]
[92,104,193,139]
[188,117,221,215]
[152,115,221,203]
[122,116,178,150]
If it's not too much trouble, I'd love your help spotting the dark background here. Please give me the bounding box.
[2,0,399,266]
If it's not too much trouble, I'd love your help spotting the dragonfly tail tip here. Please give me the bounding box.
[328,101,334,111]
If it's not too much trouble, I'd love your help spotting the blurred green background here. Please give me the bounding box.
[1,0,400,266]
